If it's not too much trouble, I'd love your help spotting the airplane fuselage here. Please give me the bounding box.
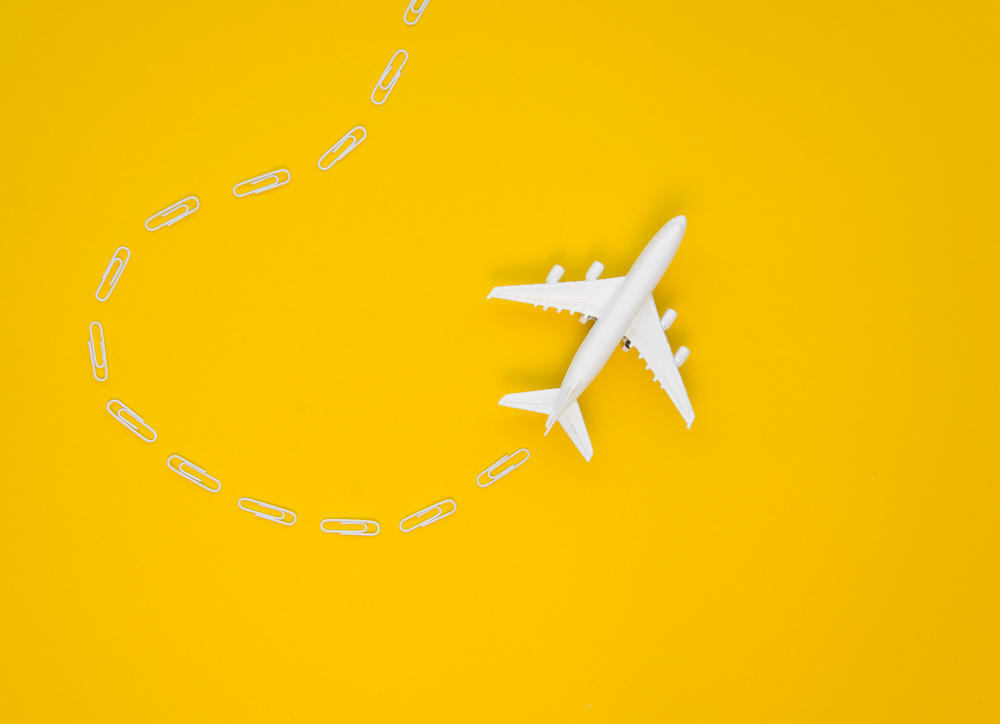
[545,217,687,430]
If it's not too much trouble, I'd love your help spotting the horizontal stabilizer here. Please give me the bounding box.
[498,388,559,413]
[499,389,594,461]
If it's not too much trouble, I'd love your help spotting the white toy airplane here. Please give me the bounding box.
[487,215,695,461]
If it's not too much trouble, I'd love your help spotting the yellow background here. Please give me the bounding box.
[1,1,997,720]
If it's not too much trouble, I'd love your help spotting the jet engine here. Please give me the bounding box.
[546,264,565,284]
[660,308,677,331]
[585,261,605,281]
[673,346,690,367]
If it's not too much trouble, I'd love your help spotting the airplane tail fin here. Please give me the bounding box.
[499,389,594,461]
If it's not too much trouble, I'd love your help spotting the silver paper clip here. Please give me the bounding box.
[320,518,380,536]
[238,497,296,526]
[107,399,157,443]
[144,196,200,231]
[167,455,221,493]
[371,49,408,105]
[403,0,430,25]
[399,499,456,532]
[318,126,367,170]
[477,448,530,487]
[88,321,108,382]
[95,246,130,302]
[233,169,290,197]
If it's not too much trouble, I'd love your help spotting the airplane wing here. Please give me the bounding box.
[487,278,625,319]
[626,295,696,428]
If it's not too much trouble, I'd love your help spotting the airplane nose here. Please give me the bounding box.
[648,215,688,261]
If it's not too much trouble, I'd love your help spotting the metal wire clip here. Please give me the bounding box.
[403,0,430,25]
[318,126,367,171]
[88,321,108,381]
[107,399,157,443]
[319,518,380,536]
[167,455,221,493]
[238,498,297,526]
[233,169,290,197]
[144,196,200,231]
[95,246,130,302]
[477,448,530,487]
[399,499,456,532]
[371,49,408,105]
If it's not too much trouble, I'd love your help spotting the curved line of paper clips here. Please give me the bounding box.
[89,2,531,537]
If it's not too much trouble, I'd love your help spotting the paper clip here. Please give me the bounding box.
[107,399,157,443]
[144,196,199,231]
[167,455,221,493]
[88,321,108,382]
[371,49,408,105]
[477,448,530,487]
[399,499,456,532]
[233,169,290,197]
[238,498,297,525]
[320,518,380,536]
[95,246,130,302]
[403,0,430,25]
[317,126,367,171]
